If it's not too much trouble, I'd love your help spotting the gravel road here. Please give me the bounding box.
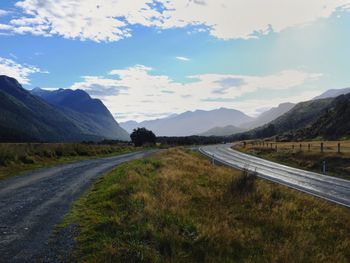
[0,150,157,263]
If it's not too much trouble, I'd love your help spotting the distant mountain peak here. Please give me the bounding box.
[313,88,350,100]
[0,75,129,142]
[120,108,253,136]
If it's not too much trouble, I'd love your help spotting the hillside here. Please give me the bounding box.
[0,76,129,142]
[241,102,295,129]
[313,87,350,100]
[296,94,350,139]
[200,125,246,136]
[120,108,253,136]
[232,97,334,140]
[31,88,129,141]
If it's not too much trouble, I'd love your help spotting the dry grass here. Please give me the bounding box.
[236,141,350,180]
[0,143,136,180]
[241,140,350,154]
[63,148,350,262]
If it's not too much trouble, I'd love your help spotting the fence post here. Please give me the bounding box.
[321,143,324,153]
[308,143,310,152]
[323,160,326,174]
[338,143,341,153]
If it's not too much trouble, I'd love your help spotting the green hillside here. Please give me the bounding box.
[0,75,128,142]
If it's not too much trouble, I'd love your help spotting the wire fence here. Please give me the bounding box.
[241,140,350,154]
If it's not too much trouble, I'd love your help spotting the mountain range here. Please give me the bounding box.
[121,108,253,136]
[0,75,129,142]
[1,74,349,142]
[231,93,350,141]
[121,103,296,137]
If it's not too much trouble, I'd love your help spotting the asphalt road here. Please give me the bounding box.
[200,144,350,208]
[0,150,157,263]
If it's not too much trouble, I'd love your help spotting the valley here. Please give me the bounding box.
[1,2,350,262]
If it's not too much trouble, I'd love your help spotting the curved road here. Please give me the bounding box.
[200,144,350,208]
[0,150,157,263]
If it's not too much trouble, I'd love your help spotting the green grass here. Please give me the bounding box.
[235,144,350,180]
[0,143,139,180]
[63,148,350,262]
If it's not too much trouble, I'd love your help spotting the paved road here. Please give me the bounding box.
[200,144,350,208]
[0,150,157,263]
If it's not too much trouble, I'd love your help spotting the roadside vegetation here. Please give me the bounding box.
[235,140,350,180]
[63,148,350,262]
[0,143,137,180]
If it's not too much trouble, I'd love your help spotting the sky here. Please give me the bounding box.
[0,0,350,122]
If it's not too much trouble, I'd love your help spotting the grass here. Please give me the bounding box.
[62,148,350,262]
[0,143,139,180]
[235,141,350,180]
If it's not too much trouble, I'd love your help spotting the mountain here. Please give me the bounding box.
[199,125,246,137]
[0,75,129,142]
[241,102,295,129]
[295,94,350,140]
[232,97,334,140]
[313,87,350,100]
[120,108,253,136]
[31,87,129,141]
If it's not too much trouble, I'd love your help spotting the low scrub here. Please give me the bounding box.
[63,148,350,262]
[0,143,136,180]
[229,168,256,195]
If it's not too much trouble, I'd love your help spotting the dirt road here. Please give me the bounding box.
[0,150,157,262]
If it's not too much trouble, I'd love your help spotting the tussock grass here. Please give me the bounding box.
[64,148,350,262]
[0,143,136,180]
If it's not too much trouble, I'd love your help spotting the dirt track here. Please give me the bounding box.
[0,151,156,262]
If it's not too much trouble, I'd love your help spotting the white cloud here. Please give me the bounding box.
[158,0,350,39]
[0,24,13,30]
[176,56,190,61]
[0,9,10,17]
[4,0,350,41]
[71,65,322,121]
[0,57,44,84]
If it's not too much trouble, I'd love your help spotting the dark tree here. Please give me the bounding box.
[130,128,156,147]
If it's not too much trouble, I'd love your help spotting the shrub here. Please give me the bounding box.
[229,168,256,195]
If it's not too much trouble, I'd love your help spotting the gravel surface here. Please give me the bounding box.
[0,150,157,263]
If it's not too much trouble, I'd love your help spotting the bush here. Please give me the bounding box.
[229,169,256,194]
[130,128,156,147]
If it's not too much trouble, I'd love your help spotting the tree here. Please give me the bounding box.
[130,128,156,147]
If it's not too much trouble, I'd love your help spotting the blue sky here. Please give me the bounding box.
[1,0,350,121]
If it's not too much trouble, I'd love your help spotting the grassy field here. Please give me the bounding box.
[0,143,137,180]
[235,140,350,180]
[62,148,350,262]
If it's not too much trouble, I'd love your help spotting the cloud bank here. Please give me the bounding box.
[0,0,349,41]
[71,65,322,121]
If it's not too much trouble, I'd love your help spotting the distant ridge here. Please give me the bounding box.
[241,102,295,129]
[313,87,350,100]
[120,108,253,136]
[199,125,246,137]
[230,95,350,141]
